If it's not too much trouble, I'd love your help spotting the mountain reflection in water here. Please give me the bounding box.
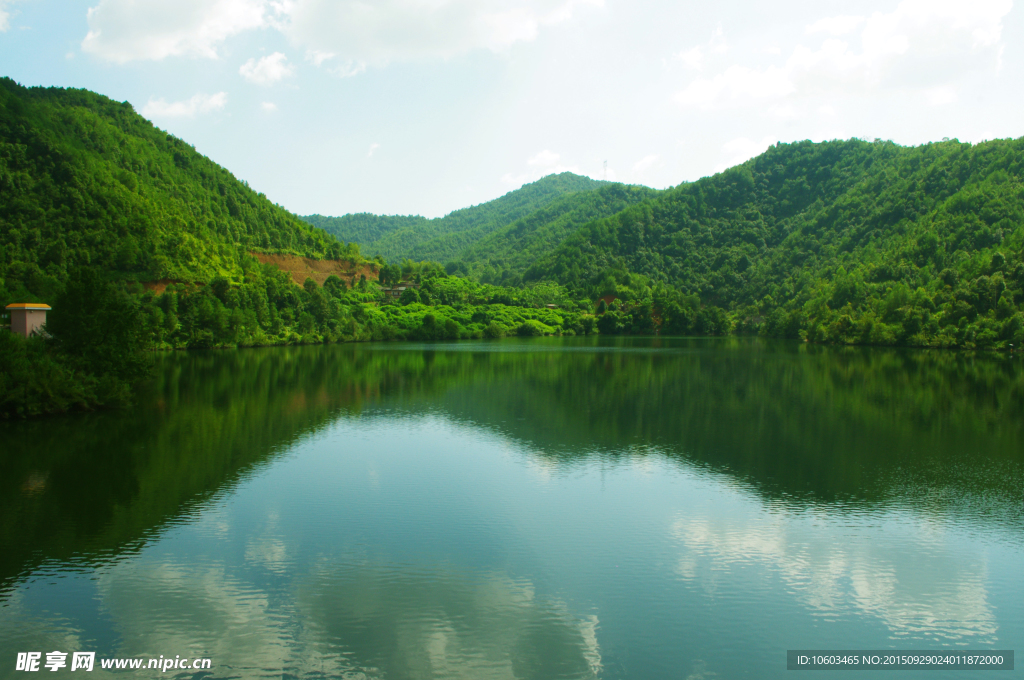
[1,337,1021,679]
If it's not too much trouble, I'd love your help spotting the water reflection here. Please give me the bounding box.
[0,338,1021,678]
[671,510,998,642]
[298,561,601,680]
[2,338,1022,587]
[96,560,278,667]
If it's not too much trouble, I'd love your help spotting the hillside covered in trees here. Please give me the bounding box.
[305,137,1024,351]
[302,173,654,270]
[0,77,354,306]
[512,139,1024,349]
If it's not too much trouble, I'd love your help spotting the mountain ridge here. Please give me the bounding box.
[2,76,1022,355]
[0,77,352,304]
[521,137,1024,346]
[300,172,651,267]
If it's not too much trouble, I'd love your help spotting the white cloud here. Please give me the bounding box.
[676,46,703,71]
[806,15,865,36]
[502,149,591,185]
[674,24,727,71]
[0,0,25,32]
[527,149,561,166]
[82,0,268,63]
[240,52,293,85]
[714,136,775,173]
[926,85,957,105]
[278,0,603,67]
[261,101,277,111]
[331,60,367,78]
[141,91,227,118]
[676,64,794,109]
[80,0,600,67]
[304,49,334,66]
[367,142,380,158]
[676,0,1012,111]
[767,103,803,120]
[631,153,661,178]
[304,49,367,79]
[502,165,582,187]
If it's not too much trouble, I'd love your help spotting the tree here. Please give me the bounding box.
[597,311,624,335]
[517,320,550,336]
[379,264,403,286]
[210,276,231,303]
[400,287,421,305]
[323,275,347,297]
[46,268,150,383]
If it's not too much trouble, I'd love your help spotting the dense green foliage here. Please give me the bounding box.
[303,172,619,264]
[47,268,150,383]
[0,332,112,418]
[302,213,428,251]
[449,182,657,285]
[128,258,595,351]
[0,269,149,417]
[1,257,595,416]
[523,138,1024,349]
[0,77,350,305]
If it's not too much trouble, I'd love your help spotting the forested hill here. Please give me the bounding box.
[524,138,1024,347]
[302,212,429,251]
[0,78,349,304]
[455,182,658,285]
[302,172,641,266]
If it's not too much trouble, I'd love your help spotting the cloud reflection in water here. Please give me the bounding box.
[671,507,998,643]
[84,553,603,679]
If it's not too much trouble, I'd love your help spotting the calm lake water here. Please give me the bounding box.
[1,337,1022,679]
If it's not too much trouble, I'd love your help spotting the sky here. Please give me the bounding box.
[1,0,1022,218]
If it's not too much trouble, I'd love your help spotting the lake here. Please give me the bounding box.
[1,337,1022,679]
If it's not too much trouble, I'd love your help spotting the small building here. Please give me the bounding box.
[5,303,51,338]
[378,282,420,304]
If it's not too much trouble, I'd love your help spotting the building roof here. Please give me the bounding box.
[5,303,51,310]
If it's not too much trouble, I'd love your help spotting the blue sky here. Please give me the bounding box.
[2,0,1022,217]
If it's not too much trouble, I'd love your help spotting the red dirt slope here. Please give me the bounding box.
[251,253,379,287]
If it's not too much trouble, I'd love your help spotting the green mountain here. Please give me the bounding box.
[523,138,1024,347]
[302,173,653,269]
[453,182,658,285]
[3,75,1022,355]
[0,77,350,304]
[302,212,429,251]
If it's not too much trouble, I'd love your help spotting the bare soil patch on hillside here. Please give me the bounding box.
[252,253,379,287]
[142,279,202,294]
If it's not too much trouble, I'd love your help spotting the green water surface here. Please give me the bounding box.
[1,337,1022,679]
